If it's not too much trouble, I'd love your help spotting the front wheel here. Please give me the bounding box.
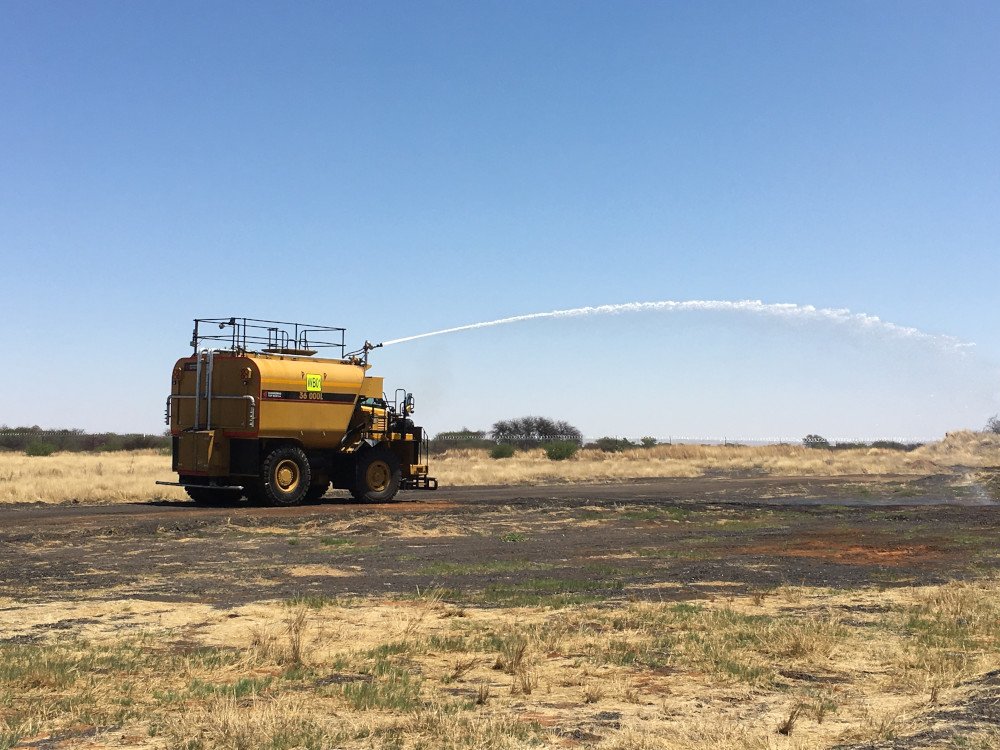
[255,445,312,506]
[351,448,401,503]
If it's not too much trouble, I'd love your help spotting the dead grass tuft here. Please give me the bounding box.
[247,607,312,667]
[777,704,802,735]
[583,682,605,704]
[475,682,491,705]
[285,606,309,667]
[767,614,846,661]
[511,669,538,696]
[159,695,333,749]
[449,656,479,682]
[428,431,1000,486]
[493,633,529,675]
[846,706,905,744]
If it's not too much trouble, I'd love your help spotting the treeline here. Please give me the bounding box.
[802,435,923,451]
[432,419,928,458]
[0,427,170,456]
[431,416,663,459]
[433,416,584,453]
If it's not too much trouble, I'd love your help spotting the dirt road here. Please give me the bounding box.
[0,474,996,609]
[0,472,988,532]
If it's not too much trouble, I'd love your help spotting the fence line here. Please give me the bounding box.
[1,431,936,445]
[0,431,164,438]
[603,436,934,445]
[431,433,934,446]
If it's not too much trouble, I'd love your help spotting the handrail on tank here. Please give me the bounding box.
[193,349,206,429]
[206,350,215,429]
[191,318,348,358]
[165,394,256,429]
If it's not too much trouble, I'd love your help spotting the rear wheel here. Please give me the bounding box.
[351,447,401,502]
[254,445,312,506]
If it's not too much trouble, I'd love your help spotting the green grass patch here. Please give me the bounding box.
[319,536,355,547]
[618,506,693,522]
[365,641,413,661]
[695,643,775,685]
[476,576,624,607]
[593,636,675,668]
[424,634,471,652]
[0,640,162,690]
[418,560,552,576]
[156,677,273,704]
[188,677,272,698]
[344,668,421,711]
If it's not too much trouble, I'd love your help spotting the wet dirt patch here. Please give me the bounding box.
[738,538,950,566]
[0,475,997,609]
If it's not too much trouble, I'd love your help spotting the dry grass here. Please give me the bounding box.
[0,449,186,504]
[1,430,998,504]
[431,430,1000,486]
[2,579,999,748]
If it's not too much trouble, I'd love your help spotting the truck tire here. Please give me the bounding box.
[256,445,312,506]
[351,447,401,503]
[184,485,242,506]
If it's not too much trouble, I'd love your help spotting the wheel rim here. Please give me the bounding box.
[366,460,390,492]
[274,459,301,493]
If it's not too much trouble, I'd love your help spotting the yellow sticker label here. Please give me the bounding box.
[305,374,322,392]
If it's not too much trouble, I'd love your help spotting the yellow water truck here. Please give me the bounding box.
[157,318,436,505]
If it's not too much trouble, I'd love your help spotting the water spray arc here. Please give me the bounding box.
[380,300,972,351]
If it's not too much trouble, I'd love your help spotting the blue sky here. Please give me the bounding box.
[1,1,997,438]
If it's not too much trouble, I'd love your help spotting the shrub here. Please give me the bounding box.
[591,437,633,453]
[490,417,582,450]
[640,436,657,448]
[832,441,867,451]
[803,434,830,449]
[98,436,126,452]
[986,416,1000,435]
[0,426,169,453]
[544,441,580,461]
[871,440,920,451]
[490,444,516,459]
[24,441,57,457]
